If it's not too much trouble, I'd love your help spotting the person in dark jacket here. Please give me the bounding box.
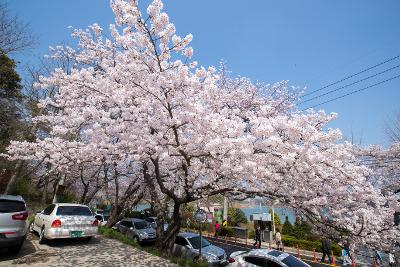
[253,225,261,248]
[321,238,332,263]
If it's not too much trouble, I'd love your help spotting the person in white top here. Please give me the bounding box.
[275,230,282,251]
[389,251,396,267]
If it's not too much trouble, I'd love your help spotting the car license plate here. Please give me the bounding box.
[70,231,83,238]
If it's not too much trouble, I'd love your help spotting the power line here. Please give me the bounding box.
[302,55,400,98]
[299,64,400,104]
[302,74,400,110]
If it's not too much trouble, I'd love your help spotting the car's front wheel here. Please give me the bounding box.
[38,227,47,244]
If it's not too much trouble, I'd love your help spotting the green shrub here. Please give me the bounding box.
[248,229,255,239]
[220,226,233,237]
[189,222,212,233]
[282,235,340,256]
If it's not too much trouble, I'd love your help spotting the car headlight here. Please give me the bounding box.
[203,253,218,261]
[139,232,148,238]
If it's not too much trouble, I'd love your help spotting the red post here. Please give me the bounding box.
[331,252,336,266]
[297,245,300,258]
[313,249,317,262]
[351,255,356,267]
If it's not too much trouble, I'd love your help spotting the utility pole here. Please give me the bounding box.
[272,206,276,236]
[223,196,228,221]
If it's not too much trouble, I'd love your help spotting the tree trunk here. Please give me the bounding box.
[4,161,22,194]
[160,203,181,257]
[41,177,48,204]
[155,200,168,249]
[80,184,89,204]
[105,203,124,227]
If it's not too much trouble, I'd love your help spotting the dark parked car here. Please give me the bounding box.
[0,195,29,254]
[173,232,227,266]
[115,218,156,244]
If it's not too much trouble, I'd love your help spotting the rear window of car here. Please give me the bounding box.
[268,250,284,257]
[0,200,25,213]
[56,206,92,216]
[282,255,309,267]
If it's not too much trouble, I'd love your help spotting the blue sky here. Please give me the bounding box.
[7,0,400,146]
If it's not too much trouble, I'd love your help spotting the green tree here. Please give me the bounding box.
[228,207,248,226]
[0,51,24,193]
[269,209,282,227]
[282,215,293,236]
[291,217,313,240]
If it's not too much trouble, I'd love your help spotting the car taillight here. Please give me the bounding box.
[92,219,99,226]
[1,231,16,235]
[51,219,62,228]
[12,211,28,220]
[228,257,235,263]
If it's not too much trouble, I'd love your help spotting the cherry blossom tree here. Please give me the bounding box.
[4,0,399,255]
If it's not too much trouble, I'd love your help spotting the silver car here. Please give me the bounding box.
[30,203,98,244]
[115,218,156,244]
[173,232,227,266]
[228,249,311,267]
[0,195,29,254]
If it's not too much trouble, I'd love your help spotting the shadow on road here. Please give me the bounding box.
[44,236,100,248]
[0,237,36,262]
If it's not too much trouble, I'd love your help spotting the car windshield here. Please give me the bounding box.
[134,221,148,229]
[56,206,92,216]
[0,200,25,213]
[282,255,309,267]
[188,236,211,249]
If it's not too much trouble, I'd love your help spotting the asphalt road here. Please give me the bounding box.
[206,237,347,267]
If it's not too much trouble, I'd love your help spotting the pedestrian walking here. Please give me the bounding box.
[349,241,355,259]
[253,225,261,249]
[214,221,220,238]
[342,242,352,265]
[321,238,332,264]
[375,250,383,267]
[389,250,395,267]
[275,230,282,251]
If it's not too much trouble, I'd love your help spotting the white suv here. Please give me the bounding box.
[0,195,29,254]
[30,203,98,244]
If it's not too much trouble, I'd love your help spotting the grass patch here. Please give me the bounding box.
[98,226,208,267]
[28,214,35,224]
